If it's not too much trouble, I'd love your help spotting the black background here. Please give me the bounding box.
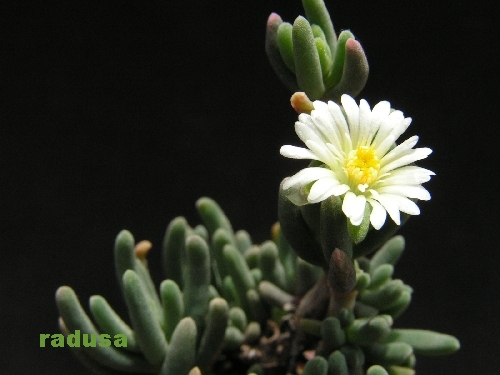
[1,1,498,374]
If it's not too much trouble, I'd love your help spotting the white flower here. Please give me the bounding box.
[280,94,434,230]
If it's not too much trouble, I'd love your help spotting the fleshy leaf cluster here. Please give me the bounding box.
[266,0,369,102]
[55,198,458,375]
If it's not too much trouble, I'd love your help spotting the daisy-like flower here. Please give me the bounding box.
[280,94,434,230]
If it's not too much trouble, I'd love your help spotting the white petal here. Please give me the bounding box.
[371,191,401,225]
[371,110,404,154]
[379,147,432,174]
[325,142,345,162]
[311,112,335,143]
[350,195,367,225]
[377,185,431,200]
[312,100,329,113]
[379,135,419,166]
[295,121,325,147]
[327,101,351,151]
[376,117,412,157]
[357,99,372,146]
[342,192,366,225]
[368,199,387,230]
[305,140,336,165]
[308,177,341,203]
[341,94,360,147]
[378,166,435,186]
[282,167,335,190]
[280,145,320,160]
[384,194,421,215]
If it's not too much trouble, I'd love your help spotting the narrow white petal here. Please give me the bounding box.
[308,177,341,203]
[327,101,352,151]
[282,167,335,190]
[295,121,325,147]
[375,115,411,157]
[311,111,340,147]
[349,195,367,225]
[368,199,387,230]
[379,148,432,174]
[341,94,360,146]
[312,100,329,113]
[325,142,345,162]
[377,185,431,200]
[383,194,421,215]
[371,192,401,225]
[280,145,320,160]
[330,184,350,196]
[371,110,404,152]
[380,136,419,166]
[378,166,435,186]
[342,191,357,217]
[305,140,336,165]
[357,99,372,146]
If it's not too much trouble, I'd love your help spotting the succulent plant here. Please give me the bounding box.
[265,0,369,103]
[55,197,458,375]
[53,1,459,374]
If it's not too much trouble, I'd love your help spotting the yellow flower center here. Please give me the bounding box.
[345,146,380,188]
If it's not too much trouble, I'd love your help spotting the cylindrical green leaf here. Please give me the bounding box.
[243,322,261,344]
[259,241,286,289]
[223,244,255,316]
[196,197,233,236]
[160,317,197,375]
[196,298,229,374]
[222,276,239,306]
[134,258,162,319]
[340,344,365,372]
[160,279,184,342]
[223,326,244,351]
[369,264,394,290]
[266,13,300,92]
[302,355,328,375]
[324,30,353,89]
[55,286,153,372]
[370,236,405,269]
[293,16,325,100]
[365,342,413,367]
[89,295,140,353]
[258,281,294,308]
[235,230,252,254]
[346,316,393,345]
[302,0,337,52]
[360,280,405,310]
[321,317,346,351]
[315,37,333,78]
[122,270,168,367]
[367,365,390,375]
[229,307,247,332]
[114,230,136,290]
[162,216,187,288]
[58,318,139,375]
[246,289,267,323]
[327,350,349,375]
[382,290,411,318]
[277,22,295,73]
[355,271,371,292]
[183,235,211,325]
[383,329,460,356]
[212,227,234,281]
